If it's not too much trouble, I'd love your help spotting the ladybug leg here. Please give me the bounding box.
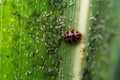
[71,30,74,33]
[69,37,74,43]
[66,38,69,43]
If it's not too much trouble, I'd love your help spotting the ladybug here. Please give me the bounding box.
[64,29,82,43]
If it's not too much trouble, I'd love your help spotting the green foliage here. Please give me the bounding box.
[0,0,120,80]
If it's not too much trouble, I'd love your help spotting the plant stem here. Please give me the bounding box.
[72,0,90,80]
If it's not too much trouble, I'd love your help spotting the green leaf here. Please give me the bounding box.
[0,0,120,80]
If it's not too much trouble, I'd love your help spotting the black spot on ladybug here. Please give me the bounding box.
[71,30,74,33]
[64,29,82,43]
[76,31,78,33]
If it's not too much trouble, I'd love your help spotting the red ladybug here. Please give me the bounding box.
[64,29,82,43]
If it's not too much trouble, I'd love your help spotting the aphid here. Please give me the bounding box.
[62,2,67,8]
[25,70,32,76]
[64,29,82,43]
[43,69,57,76]
[29,52,35,57]
[69,0,74,6]
[45,48,57,54]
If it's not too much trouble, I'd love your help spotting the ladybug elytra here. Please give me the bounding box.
[64,29,82,43]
